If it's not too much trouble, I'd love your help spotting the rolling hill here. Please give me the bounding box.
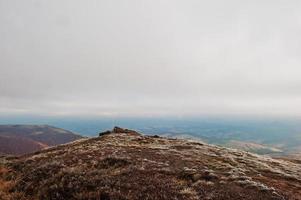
[0,125,83,155]
[0,127,300,200]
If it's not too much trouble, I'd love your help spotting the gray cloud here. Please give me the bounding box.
[1,0,301,117]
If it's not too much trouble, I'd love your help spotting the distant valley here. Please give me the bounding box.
[1,117,301,158]
[137,120,301,157]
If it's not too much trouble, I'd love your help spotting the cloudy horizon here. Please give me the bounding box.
[1,0,301,118]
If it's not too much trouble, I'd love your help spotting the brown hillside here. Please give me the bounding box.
[0,127,300,200]
[0,135,48,155]
[0,125,83,155]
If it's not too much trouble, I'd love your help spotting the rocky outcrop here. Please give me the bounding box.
[99,127,141,136]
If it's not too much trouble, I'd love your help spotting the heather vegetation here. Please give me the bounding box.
[0,128,300,199]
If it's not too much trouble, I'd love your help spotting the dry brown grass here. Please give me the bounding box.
[0,166,15,200]
[0,128,300,199]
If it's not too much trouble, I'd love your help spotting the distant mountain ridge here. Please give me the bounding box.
[0,125,83,155]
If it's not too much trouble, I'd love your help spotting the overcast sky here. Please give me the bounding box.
[1,0,301,117]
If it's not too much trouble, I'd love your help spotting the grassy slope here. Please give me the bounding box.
[0,129,301,200]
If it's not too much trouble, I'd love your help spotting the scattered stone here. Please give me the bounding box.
[99,130,112,136]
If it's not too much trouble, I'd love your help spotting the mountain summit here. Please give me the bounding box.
[0,128,300,200]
